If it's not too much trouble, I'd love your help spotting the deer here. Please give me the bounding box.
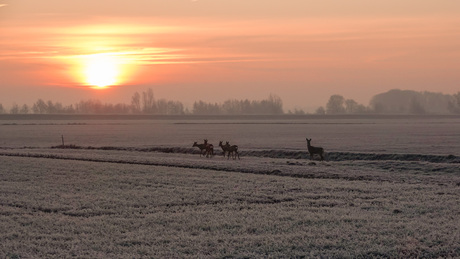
[192,141,207,157]
[225,141,240,160]
[306,138,324,161]
[218,141,229,158]
[204,139,214,158]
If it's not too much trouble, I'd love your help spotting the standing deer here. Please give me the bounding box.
[225,141,240,160]
[218,141,229,158]
[192,141,207,157]
[306,138,324,161]
[204,139,214,158]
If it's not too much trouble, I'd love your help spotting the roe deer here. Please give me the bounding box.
[225,141,240,160]
[204,139,214,158]
[193,141,207,157]
[306,138,324,161]
[218,141,229,157]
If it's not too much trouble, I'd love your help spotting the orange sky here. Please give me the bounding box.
[1,0,460,111]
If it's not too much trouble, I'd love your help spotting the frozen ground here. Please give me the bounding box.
[1,115,459,177]
[1,115,459,155]
[1,115,459,257]
[1,151,459,258]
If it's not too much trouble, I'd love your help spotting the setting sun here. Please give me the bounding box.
[83,53,120,88]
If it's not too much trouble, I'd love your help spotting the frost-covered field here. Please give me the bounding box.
[1,114,460,155]
[1,115,459,258]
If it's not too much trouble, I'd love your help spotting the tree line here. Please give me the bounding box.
[316,89,460,115]
[1,88,458,115]
[0,89,284,115]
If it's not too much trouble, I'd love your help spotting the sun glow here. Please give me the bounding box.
[83,53,120,88]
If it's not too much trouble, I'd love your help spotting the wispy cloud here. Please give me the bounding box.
[0,4,8,8]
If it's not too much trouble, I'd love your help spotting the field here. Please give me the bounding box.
[1,115,459,258]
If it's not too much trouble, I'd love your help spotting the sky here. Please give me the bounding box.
[1,0,460,111]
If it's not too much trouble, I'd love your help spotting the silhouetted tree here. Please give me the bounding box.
[222,99,242,115]
[63,104,76,114]
[315,106,326,115]
[166,100,185,115]
[267,94,284,114]
[192,94,284,115]
[344,99,358,114]
[156,99,168,115]
[370,89,455,114]
[326,95,346,114]
[241,99,252,114]
[409,97,426,114]
[10,103,19,114]
[32,99,48,114]
[142,88,156,114]
[131,92,141,113]
[288,108,306,115]
[448,92,460,114]
[20,104,29,114]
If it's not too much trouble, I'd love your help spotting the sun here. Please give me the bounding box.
[83,54,120,88]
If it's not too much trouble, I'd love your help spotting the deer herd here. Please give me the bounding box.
[193,139,240,160]
[192,138,325,161]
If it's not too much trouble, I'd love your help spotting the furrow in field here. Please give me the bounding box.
[0,150,372,182]
[1,147,459,186]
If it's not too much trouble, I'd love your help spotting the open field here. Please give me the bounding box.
[1,114,460,155]
[1,115,459,257]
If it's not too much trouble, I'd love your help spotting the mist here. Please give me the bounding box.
[1,89,459,115]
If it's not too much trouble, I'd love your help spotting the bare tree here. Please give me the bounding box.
[315,106,326,115]
[142,88,156,114]
[20,104,29,114]
[10,103,20,114]
[32,99,48,114]
[131,92,141,113]
[448,92,460,114]
[345,99,358,114]
[326,95,345,114]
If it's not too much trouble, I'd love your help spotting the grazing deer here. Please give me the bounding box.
[218,141,229,157]
[306,138,324,161]
[225,141,240,160]
[193,141,207,157]
[204,139,214,158]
